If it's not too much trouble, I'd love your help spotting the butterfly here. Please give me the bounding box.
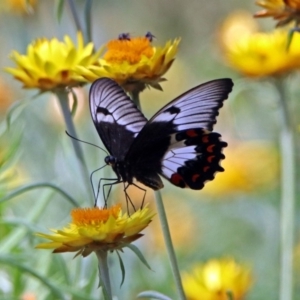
[89,78,233,200]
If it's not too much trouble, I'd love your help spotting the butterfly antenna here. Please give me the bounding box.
[65,131,108,155]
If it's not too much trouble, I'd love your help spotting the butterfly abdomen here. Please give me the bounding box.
[163,129,227,190]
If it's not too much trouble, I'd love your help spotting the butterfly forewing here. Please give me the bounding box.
[149,79,233,131]
[89,78,148,159]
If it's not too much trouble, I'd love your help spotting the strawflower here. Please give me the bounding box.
[36,204,155,257]
[75,32,180,92]
[5,32,102,91]
[0,0,36,14]
[219,11,300,77]
[255,0,300,27]
[203,141,278,196]
[182,258,253,300]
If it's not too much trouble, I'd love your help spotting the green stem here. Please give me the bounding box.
[274,78,295,300]
[55,89,93,204]
[67,0,82,33]
[95,250,112,300]
[130,89,142,110]
[154,191,186,300]
[84,0,93,43]
[130,91,186,300]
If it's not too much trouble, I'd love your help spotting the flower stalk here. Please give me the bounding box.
[96,250,112,300]
[274,78,295,300]
[55,89,92,202]
[130,91,186,300]
[154,190,187,300]
[67,0,82,34]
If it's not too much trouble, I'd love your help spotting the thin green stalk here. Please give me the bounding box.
[274,78,295,300]
[154,191,186,300]
[95,250,112,300]
[55,89,93,204]
[67,0,82,33]
[131,91,186,300]
[84,0,93,43]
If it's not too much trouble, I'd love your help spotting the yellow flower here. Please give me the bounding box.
[203,141,278,196]
[183,258,253,300]
[220,12,300,77]
[255,0,300,27]
[75,33,180,92]
[36,204,155,257]
[0,0,36,14]
[0,77,13,114]
[5,32,102,91]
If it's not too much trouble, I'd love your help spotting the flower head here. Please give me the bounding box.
[219,11,300,77]
[36,204,154,257]
[203,141,278,196]
[0,0,36,14]
[75,32,180,92]
[5,32,102,91]
[255,0,300,27]
[183,258,253,300]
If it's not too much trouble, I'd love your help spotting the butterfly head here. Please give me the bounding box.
[105,155,117,166]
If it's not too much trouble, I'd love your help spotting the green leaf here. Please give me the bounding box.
[286,29,294,51]
[125,244,152,270]
[137,290,173,300]
[55,0,65,22]
[226,290,235,300]
[0,182,79,207]
[5,93,41,130]
[0,255,65,299]
[116,251,126,287]
[0,193,51,253]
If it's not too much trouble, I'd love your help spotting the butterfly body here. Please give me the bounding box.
[89,77,233,195]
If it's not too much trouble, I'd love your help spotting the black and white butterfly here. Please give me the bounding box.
[89,78,233,202]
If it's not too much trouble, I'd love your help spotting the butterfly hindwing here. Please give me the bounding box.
[161,129,227,189]
[89,78,147,159]
[125,78,233,189]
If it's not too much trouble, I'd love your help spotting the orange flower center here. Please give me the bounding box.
[71,204,121,225]
[103,37,154,64]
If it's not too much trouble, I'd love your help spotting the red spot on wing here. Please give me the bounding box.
[171,173,186,188]
[192,174,200,182]
[203,166,210,172]
[207,144,215,153]
[186,129,198,137]
[207,155,215,163]
[202,135,209,143]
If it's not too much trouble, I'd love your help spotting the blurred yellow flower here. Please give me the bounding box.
[0,77,13,114]
[203,141,278,196]
[0,0,36,14]
[183,258,253,300]
[5,32,102,91]
[75,33,180,92]
[220,11,300,77]
[36,204,155,257]
[255,0,300,27]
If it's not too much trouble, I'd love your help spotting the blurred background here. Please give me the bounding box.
[0,1,299,299]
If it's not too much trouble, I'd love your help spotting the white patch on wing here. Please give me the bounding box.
[161,144,199,179]
[96,113,114,123]
[153,111,177,122]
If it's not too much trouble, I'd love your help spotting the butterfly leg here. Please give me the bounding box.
[102,179,122,207]
[90,165,108,204]
[122,182,136,213]
[131,183,147,209]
